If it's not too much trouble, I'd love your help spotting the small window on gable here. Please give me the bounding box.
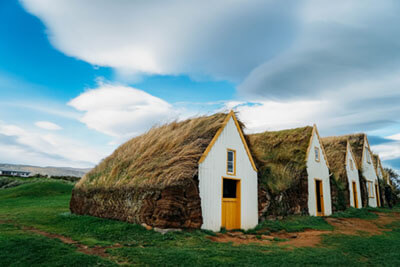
[314,146,320,162]
[366,147,371,164]
[350,159,354,171]
[227,149,236,175]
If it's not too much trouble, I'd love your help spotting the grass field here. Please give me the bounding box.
[0,177,399,266]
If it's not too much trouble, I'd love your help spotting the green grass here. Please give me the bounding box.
[0,224,115,266]
[1,177,400,266]
[330,207,379,219]
[254,215,334,233]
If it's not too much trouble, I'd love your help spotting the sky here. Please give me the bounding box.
[0,0,399,171]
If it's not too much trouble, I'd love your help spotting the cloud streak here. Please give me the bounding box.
[0,122,105,168]
[20,0,299,80]
[35,121,62,130]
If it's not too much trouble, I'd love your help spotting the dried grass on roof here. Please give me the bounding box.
[373,154,385,178]
[77,113,229,190]
[247,126,313,193]
[322,136,349,183]
[346,134,365,168]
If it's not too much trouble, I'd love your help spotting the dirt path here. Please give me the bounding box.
[0,220,122,262]
[208,212,400,248]
[22,226,122,258]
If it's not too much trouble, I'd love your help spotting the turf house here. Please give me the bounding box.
[322,136,362,209]
[247,124,332,218]
[347,134,380,207]
[373,154,388,206]
[373,154,387,184]
[70,111,258,231]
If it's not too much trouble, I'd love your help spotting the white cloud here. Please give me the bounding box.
[228,100,326,133]
[387,133,400,141]
[0,122,106,168]
[20,0,299,80]
[371,142,400,161]
[35,121,62,130]
[68,83,175,139]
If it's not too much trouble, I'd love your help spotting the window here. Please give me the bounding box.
[349,159,354,171]
[366,147,371,164]
[315,147,320,162]
[227,149,236,175]
[367,181,374,198]
[223,178,237,198]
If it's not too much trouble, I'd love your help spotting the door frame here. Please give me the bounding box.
[352,181,358,208]
[314,178,325,216]
[375,183,381,207]
[221,177,241,229]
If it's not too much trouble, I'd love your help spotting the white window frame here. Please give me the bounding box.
[314,146,320,162]
[226,149,236,176]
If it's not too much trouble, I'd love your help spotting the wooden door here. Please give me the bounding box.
[375,184,381,207]
[222,178,241,230]
[315,179,325,216]
[352,181,358,208]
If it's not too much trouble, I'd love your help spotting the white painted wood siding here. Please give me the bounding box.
[198,117,258,231]
[346,146,362,208]
[362,146,379,207]
[307,131,332,216]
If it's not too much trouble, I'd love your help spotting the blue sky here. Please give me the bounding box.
[0,0,400,171]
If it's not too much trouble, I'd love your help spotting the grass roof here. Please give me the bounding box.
[346,134,366,169]
[77,113,231,190]
[322,136,349,182]
[372,154,384,178]
[246,126,313,193]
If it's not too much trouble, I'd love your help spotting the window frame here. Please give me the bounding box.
[226,149,236,176]
[314,146,320,162]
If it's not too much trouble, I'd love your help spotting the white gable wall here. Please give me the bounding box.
[307,130,332,216]
[346,145,362,208]
[198,117,258,231]
[361,145,379,207]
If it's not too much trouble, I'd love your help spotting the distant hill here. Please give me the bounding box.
[0,163,91,177]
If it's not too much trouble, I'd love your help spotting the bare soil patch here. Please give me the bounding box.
[276,230,328,248]
[208,212,400,248]
[208,232,273,245]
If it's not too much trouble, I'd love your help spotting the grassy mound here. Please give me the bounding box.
[0,180,73,200]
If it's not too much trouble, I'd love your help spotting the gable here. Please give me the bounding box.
[346,141,359,170]
[347,134,365,169]
[199,111,257,172]
[306,125,330,168]
[362,136,374,168]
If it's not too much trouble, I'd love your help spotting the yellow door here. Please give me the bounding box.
[315,179,324,216]
[375,184,381,207]
[222,178,241,230]
[352,181,358,208]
